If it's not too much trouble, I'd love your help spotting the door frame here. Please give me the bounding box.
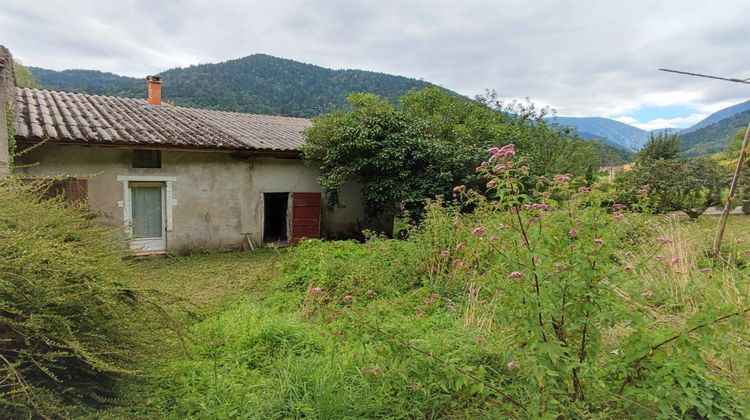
[260,191,291,245]
[117,175,177,251]
[128,182,166,251]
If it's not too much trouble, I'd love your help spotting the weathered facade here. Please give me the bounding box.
[15,144,366,252]
[3,49,373,253]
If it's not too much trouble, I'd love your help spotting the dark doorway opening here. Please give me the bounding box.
[263,192,289,244]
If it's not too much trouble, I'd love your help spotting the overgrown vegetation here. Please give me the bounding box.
[0,180,164,417]
[304,87,601,220]
[139,147,749,418]
[616,133,730,219]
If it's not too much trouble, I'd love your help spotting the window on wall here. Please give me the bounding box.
[132,150,162,168]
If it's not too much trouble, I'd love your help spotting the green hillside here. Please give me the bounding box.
[680,109,750,157]
[30,54,440,117]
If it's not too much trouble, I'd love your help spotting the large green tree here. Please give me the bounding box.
[303,93,452,218]
[304,88,599,220]
[616,134,729,219]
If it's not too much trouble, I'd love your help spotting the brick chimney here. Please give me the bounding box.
[146,75,162,105]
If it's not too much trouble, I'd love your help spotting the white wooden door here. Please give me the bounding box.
[129,183,166,251]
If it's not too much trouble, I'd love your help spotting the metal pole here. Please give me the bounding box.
[713,122,750,256]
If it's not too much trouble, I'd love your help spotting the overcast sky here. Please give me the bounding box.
[1,0,748,130]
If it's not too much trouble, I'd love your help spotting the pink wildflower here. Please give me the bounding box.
[519,165,529,173]
[641,291,653,299]
[508,271,524,280]
[489,235,500,243]
[613,212,624,222]
[366,289,377,298]
[507,361,520,371]
[456,242,466,251]
[671,257,679,265]
[541,191,551,198]
[473,226,486,236]
[593,238,605,246]
[553,174,572,185]
[636,185,650,198]
[519,156,529,163]
[578,186,591,194]
[452,185,465,194]
[342,295,354,304]
[439,250,450,258]
[486,180,497,189]
[613,203,627,211]
[656,237,671,245]
[310,287,325,297]
[372,366,382,376]
[655,255,666,262]
[492,164,504,173]
[568,229,578,239]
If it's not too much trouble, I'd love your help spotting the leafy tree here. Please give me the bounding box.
[304,88,600,222]
[616,157,729,219]
[12,62,38,88]
[303,93,452,219]
[636,130,680,161]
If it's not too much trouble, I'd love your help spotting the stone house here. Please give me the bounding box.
[0,48,371,254]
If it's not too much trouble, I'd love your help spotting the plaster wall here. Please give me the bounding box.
[16,143,367,251]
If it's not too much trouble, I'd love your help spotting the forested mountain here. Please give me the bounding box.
[30,53,746,159]
[552,117,649,151]
[587,140,634,165]
[680,99,750,135]
[680,109,750,157]
[30,54,439,117]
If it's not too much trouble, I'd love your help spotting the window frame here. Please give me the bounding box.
[132,149,162,169]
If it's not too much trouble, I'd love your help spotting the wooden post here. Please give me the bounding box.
[713,122,750,256]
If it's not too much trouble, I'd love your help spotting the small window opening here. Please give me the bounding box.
[132,150,162,168]
[263,192,289,244]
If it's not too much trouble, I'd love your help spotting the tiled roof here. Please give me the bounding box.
[13,87,312,152]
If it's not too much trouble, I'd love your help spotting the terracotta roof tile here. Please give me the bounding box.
[13,87,311,152]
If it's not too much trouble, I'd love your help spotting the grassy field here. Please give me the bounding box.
[101,215,749,418]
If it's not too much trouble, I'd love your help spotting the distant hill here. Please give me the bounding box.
[680,99,750,135]
[30,54,441,117]
[552,117,649,151]
[680,109,750,157]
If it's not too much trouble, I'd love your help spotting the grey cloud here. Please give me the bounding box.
[1,0,748,125]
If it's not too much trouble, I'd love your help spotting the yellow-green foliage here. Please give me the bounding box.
[0,179,160,417]
[12,62,38,88]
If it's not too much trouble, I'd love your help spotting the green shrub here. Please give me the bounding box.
[0,179,159,416]
[147,144,749,418]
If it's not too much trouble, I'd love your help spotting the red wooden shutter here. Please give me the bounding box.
[21,178,87,204]
[64,179,88,204]
[291,192,321,243]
